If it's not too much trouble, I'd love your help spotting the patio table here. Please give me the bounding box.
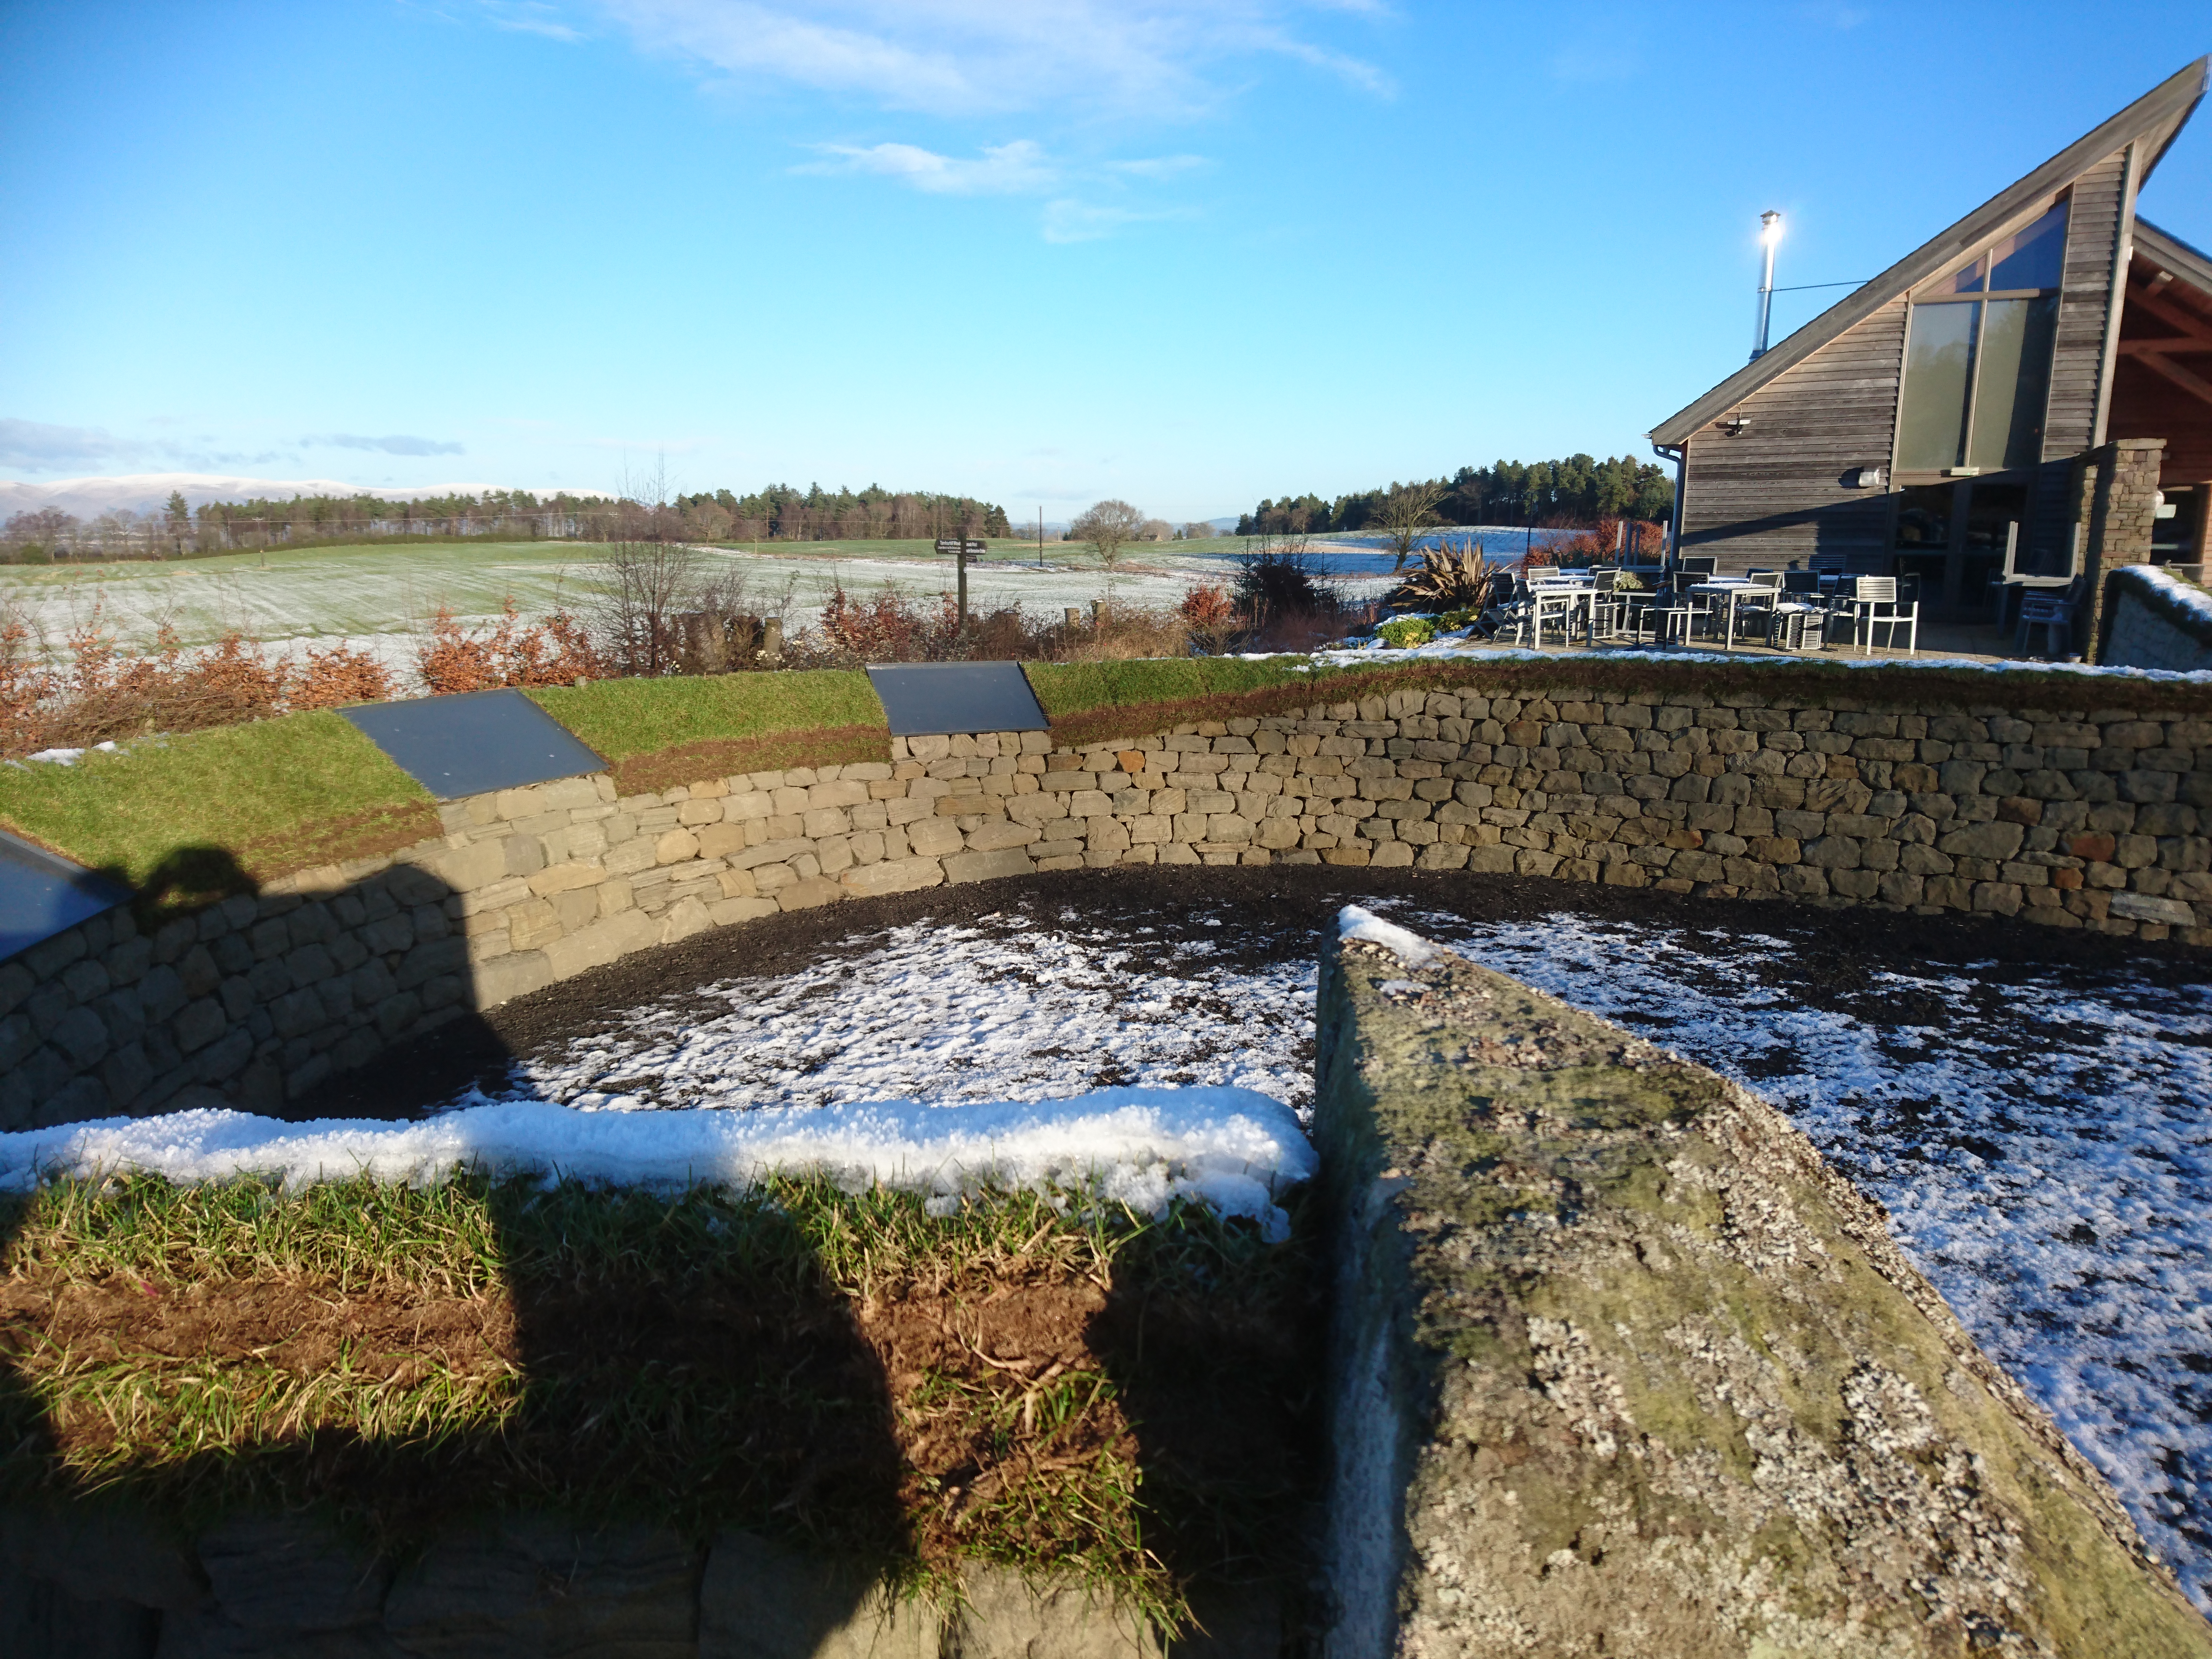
[1529,580,1596,646]
[1689,579,1760,650]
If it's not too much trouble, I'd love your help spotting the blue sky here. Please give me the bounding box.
[2,2,2206,522]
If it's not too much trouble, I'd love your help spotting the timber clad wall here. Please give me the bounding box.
[2032,153,2135,559]
[1677,301,1905,574]
[6,678,2211,1130]
[2048,155,2130,457]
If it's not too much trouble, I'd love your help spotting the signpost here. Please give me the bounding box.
[934,536,988,632]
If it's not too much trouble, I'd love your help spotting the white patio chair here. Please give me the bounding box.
[1847,576,1918,655]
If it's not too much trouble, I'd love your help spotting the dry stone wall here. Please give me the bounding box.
[6,681,2211,1130]
[2103,565,2212,672]
[0,1506,1254,1658]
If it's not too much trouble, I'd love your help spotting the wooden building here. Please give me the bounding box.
[1649,59,2212,616]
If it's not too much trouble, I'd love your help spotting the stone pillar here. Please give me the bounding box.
[2083,438,2167,662]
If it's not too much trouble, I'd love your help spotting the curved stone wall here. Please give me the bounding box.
[5,677,2208,1130]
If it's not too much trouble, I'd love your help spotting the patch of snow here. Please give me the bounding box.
[1337,904,1441,967]
[0,1086,1316,1242]
[19,741,117,765]
[1295,635,2212,682]
[490,914,1316,1117]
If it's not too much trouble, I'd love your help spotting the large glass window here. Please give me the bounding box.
[1895,200,2068,474]
[1897,304,1978,470]
[1966,296,2059,470]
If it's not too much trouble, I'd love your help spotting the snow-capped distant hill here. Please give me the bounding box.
[0,473,510,519]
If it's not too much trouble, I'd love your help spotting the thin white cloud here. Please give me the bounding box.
[480,1,587,39]
[799,138,1056,194]
[306,433,467,457]
[1041,198,1188,244]
[1109,154,1208,179]
[0,418,139,470]
[600,0,1389,117]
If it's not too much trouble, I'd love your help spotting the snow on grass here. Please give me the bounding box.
[2137,564,2212,629]
[1385,902,2212,1606]
[1312,631,2212,681]
[0,1086,1314,1241]
[0,910,1321,1239]
[492,912,1316,1117]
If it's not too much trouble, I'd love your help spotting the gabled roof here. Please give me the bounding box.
[1650,57,2209,447]
[2135,217,2212,298]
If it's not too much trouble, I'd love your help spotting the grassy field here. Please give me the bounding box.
[0,1172,1316,1622]
[0,712,438,907]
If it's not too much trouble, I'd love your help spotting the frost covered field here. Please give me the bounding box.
[0,535,1423,673]
[437,896,2212,1604]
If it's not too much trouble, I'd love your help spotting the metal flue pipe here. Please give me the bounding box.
[1751,210,1783,360]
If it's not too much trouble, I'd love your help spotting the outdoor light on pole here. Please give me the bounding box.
[1750,210,1784,361]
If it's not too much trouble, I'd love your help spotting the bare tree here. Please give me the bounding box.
[589,456,696,675]
[1069,499,1146,596]
[1371,480,1448,569]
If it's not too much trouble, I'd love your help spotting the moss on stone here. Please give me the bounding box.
[1314,926,2212,1656]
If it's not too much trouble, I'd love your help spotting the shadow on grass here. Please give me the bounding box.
[0,846,1321,1652]
[0,1174,1320,1653]
[0,1176,913,1654]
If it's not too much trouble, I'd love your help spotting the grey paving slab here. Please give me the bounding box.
[866,662,1048,737]
[0,830,130,962]
[340,689,605,800]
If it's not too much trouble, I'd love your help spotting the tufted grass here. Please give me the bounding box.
[0,712,438,911]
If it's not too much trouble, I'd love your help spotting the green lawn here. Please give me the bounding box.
[526,670,891,794]
[0,712,437,908]
[1022,658,1319,721]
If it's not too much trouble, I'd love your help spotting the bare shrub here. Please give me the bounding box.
[1178,583,1239,653]
[589,539,698,677]
[1062,604,1190,662]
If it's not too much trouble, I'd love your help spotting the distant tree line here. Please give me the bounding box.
[1235,454,1673,538]
[2,480,1016,562]
[672,483,1012,543]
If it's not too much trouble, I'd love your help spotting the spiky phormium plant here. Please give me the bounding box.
[1389,542,1495,612]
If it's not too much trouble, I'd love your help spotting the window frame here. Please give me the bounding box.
[1891,193,2071,484]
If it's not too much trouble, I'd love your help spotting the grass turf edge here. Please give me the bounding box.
[0,712,440,918]
[0,1171,1319,1629]
[1030,652,2212,748]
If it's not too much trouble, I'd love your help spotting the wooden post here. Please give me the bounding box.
[761,618,783,667]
